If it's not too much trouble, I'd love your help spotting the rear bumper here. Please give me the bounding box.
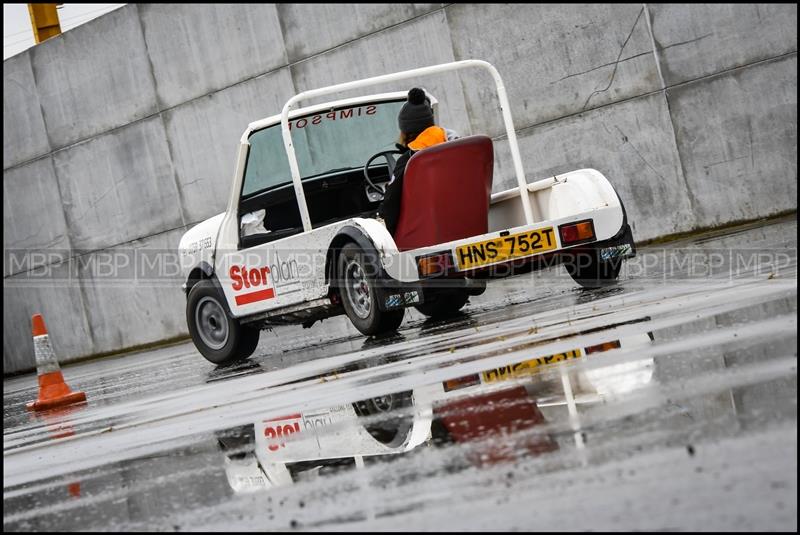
[376,214,636,312]
[383,206,628,279]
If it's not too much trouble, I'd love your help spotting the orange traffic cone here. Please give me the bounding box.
[68,482,81,498]
[26,314,87,411]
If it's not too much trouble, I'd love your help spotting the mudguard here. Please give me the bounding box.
[330,225,424,312]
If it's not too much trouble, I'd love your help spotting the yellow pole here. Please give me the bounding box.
[28,4,62,44]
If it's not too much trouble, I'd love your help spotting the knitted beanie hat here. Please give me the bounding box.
[397,87,434,133]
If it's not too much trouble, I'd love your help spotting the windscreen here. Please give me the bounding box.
[242,100,405,197]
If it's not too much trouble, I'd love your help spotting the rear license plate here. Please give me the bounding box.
[455,227,557,270]
[482,349,582,383]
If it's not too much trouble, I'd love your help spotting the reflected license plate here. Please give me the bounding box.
[455,227,557,270]
[482,349,582,384]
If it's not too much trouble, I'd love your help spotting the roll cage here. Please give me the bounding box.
[234,60,539,236]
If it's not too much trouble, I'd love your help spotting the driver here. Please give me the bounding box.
[377,87,458,235]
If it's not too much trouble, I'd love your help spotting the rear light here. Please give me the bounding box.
[443,374,480,392]
[559,220,595,245]
[584,340,621,354]
[417,251,454,278]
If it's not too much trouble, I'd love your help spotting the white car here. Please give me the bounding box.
[178,60,636,365]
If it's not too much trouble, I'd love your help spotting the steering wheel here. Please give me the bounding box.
[363,149,404,201]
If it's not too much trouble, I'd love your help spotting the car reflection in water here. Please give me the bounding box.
[214,326,655,493]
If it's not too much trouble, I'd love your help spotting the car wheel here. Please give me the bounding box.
[338,242,404,335]
[187,279,260,365]
[564,248,622,289]
[353,390,414,446]
[414,288,470,319]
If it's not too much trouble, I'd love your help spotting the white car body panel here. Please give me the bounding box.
[178,212,225,280]
[254,389,435,467]
[216,219,379,317]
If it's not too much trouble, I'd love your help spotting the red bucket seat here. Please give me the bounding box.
[393,135,494,251]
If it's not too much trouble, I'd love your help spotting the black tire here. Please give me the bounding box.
[187,279,260,365]
[338,242,404,335]
[414,288,470,319]
[564,248,622,289]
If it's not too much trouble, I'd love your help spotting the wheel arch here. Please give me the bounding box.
[325,225,383,288]
[185,261,215,296]
[185,264,235,316]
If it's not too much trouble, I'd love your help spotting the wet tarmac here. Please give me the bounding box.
[3,216,797,531]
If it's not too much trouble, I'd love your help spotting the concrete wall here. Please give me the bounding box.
[3,4,797,374]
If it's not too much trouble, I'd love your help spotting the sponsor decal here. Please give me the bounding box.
[230,265,276,305]
[600,243,633,261]
[229,254,301,306]
[263,414,302,452]
[288,105,377,130]
[182,236,213,257]
[385,290,420,309]
[302,411,335,431]
[262,409,347,453]
[269,253,300,290]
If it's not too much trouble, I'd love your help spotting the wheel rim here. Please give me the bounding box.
[195,296,229,350]
[344,258,371,319]
[371,394,394,413]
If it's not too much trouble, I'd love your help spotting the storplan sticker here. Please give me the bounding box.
[229,253,302,306]
[229,264,276,305]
